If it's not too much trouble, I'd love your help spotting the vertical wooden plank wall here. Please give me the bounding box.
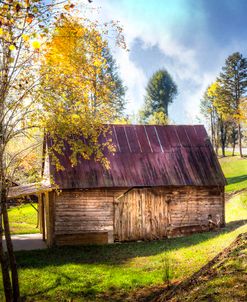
[42,194,46,241]
[114,188,168,241]
[114,186,224,241]
[39,193,46,241]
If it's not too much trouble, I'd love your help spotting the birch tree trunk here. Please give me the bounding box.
[238,123,243,157]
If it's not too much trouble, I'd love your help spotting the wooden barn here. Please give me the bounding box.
[9,125,226,246]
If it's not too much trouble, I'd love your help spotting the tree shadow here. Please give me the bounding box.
[20,272,99,301]
[15,219,247,268]
[226,174,247,185]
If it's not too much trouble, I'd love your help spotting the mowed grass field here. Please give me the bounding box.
[220,155,247,193]
[1,156,247,301]
[8,204,39,235]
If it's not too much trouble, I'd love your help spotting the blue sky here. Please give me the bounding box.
[87,0,247,124]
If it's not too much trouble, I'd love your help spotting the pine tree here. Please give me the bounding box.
[141,69,177,123]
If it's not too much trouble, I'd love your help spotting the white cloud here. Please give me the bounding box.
[113,49,147,114]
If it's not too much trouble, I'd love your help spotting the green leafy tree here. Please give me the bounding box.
[218,52,247,157]
[141,69,177,123]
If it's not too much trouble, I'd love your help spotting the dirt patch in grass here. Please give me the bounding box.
[225,188,247,201]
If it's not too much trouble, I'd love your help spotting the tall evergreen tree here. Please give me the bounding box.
[141,69,177,123]
[102,48,127,119]
[218,52,247,157]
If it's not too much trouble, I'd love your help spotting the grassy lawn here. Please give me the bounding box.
[8,204,39,235]
[0,192,245,301]
[219,156,247,193]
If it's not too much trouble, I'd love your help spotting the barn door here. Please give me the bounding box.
[114,188,168,241]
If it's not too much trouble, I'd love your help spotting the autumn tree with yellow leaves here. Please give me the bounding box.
[0,1,125,300]
[200,83,220,154]
[37,16,123,170]
[201,81,238,157]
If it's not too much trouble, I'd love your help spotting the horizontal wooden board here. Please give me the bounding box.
[55,232,108,245]
[54,190,114,238]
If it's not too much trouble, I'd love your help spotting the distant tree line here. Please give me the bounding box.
[201,52,247,157]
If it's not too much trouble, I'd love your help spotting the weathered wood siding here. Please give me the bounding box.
[51,186,224,245]
[114,188,169,241]
[54,189,125,245]
[114,186,224,241]
[166,186,224,237]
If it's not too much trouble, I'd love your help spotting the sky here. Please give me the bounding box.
[84,0,247,124]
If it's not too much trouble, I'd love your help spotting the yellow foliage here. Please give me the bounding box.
[206,81,234,121]
[38,16,116,170]
[148,111,168,125]
[239,98,247,123]
[207,81,220,98]
[32,40,41,49]
[9,44,16,51]
[22,34,29,42]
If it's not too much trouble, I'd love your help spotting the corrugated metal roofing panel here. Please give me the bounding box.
[46,125,226,189]
[155,126,171,150]
[135,125,152,153]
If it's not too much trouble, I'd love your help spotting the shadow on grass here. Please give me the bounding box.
[22,272,99,301]
[15,219,247,269]
[226,174,247,185]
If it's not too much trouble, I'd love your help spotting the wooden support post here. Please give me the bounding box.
[41,194,45,241]
[38,194,42,233]
[45,191,55,247]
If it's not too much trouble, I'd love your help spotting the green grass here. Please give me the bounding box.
[0,195,246,301]
[8,204,39,235]
[219,156,247,193]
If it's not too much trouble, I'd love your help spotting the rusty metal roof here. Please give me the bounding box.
[46,125,226,189]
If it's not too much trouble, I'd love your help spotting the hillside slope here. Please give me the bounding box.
[155,233,247,302]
